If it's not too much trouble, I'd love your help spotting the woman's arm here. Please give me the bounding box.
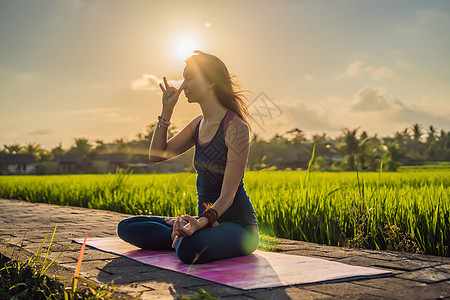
[148,106,174,162]
[149,113,201,163]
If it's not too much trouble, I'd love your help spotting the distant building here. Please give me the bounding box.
[57,153,92,174]
[93,153,188,174]
[93,153,128,173]
[331,155,346,162]
[0,153,37,175]
[35,152,191,175]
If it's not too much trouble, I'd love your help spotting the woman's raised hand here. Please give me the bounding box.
[159,77,185,109]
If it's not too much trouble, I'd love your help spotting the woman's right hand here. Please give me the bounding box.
[159,77,185,109]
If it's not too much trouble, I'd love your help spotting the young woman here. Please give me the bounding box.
[117,51,259,265]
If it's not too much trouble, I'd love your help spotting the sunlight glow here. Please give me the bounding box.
[177,37,198,61]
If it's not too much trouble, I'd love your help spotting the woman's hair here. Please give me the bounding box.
[184,50,254,136]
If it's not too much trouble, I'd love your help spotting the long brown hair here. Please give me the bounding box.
[184,50,254,136]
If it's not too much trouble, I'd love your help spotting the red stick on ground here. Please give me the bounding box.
[73,228,89,291]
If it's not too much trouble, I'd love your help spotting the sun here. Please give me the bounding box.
[177,37,198,61]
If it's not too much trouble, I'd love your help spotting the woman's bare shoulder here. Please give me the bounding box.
[186,115,203,133]
[228,115,249,131]
[225,115,250,144]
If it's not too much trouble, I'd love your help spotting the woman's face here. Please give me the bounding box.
[182,63,214,103]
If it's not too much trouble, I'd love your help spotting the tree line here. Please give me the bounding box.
[2,122,449,172]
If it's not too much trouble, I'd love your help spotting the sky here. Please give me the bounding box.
[1,0,449,150]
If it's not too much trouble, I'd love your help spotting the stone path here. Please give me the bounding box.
[1,198,449,299]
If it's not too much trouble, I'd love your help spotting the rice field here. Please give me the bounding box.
[0,167,448,256]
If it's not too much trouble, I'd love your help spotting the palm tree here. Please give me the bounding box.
[24,142,41,154]
[341,127,360,171]
[385,142,402,171]
[51,142,65,159]
[89,139,107,156]
[94,139,105,149]
[411,123,423,156]
[69,138,93,157]
[285,128,307,145]
[284,128,310,167]
[438,130,448,149]
[249,135,267,170]
[3,143,23,154]
[135,132,145,141]
[426,125,437,145]
[412,123,422,141]
[114,138,128,153]
[23,142,42,161]
[311,133,329,157]
[268,133,289,168]
[357,131,369,170]
[402,127,409,137]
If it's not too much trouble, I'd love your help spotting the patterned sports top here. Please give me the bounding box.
[193,109,258,230]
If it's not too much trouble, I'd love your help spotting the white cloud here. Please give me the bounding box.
[366,67,396,79]
[326,96,348,104]
[389,106,450,128]
[26,127,56,136]
[130,74,159,91]
[347,86,450,131]
[66,107,142,123]
[351,86,403,112]
[15,72,41,83]
[130,74,183,92]
[344,61,364,76]
[338,61,396,79]
[304,75,314,81]
[103,112,142,123]
[243,93,338,140]
[272,99,333,131]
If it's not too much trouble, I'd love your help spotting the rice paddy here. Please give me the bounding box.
[0,167,448,256]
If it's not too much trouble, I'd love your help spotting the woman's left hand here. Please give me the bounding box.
[171,215,203,248]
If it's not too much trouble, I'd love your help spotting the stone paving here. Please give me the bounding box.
[1,198,449,299]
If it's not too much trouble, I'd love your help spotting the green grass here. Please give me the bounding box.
[398,161,450,170]
[0,167,448,256]
[258,233,281,252]
[0,225,118,299]
[1,225,219,299]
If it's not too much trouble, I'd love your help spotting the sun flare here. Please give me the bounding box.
[177,37,198,61]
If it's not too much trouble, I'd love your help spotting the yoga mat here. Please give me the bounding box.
[73,237,391,290]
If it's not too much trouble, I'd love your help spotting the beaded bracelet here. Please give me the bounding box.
[199,208,219,227]
[157,121,169,128]
[158,115,171,126]
[199,210,216,227]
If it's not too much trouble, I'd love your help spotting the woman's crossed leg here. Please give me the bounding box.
[117,215,259,264]
[174,221,259,264]
[117,215,174,250]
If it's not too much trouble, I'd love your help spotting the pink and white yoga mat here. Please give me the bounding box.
[73,237,391,290]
